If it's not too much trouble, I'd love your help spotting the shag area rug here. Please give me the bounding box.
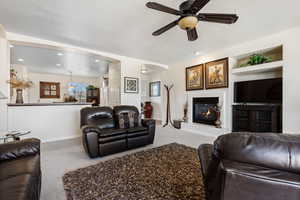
[63,143,205,200]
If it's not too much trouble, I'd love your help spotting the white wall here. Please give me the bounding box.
[108,62,121,106]
[163,26,300,134]
[120,58,142,109]
[0,26,9,133]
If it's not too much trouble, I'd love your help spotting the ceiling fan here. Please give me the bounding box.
[146,0,239,41]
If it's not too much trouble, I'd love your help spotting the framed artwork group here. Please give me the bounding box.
[186,57,228,91]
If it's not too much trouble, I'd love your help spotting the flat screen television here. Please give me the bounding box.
[234,78,282,103]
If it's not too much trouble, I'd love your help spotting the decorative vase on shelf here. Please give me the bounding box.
[144,101,153,119]
[16,89,24,104]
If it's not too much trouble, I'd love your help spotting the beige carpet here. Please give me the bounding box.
[63,143,205,200]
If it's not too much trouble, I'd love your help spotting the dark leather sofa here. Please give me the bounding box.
[198,132,300,200]
[0,138,41,200]
[81,105,156,158]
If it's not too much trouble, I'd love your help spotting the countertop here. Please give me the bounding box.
[7,102,93,107]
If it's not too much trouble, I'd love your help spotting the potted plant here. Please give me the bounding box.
[240,54,273,67]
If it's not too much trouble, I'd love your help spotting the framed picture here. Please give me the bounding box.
[124,77,139,93]
[149,81,161,97]
[40,82,60,98]
[205,58,229,89]
[186,64,204,91]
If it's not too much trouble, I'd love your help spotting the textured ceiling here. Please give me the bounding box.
[10,45,109,77]
[1,0,300,65]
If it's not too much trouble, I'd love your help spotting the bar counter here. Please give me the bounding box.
[7,102,92,106]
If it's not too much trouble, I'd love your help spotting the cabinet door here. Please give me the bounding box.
[250,110,272,132]
[92,89,98,97]
[232,108,250,132]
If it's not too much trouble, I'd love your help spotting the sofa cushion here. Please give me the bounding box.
[118,112,139,129]
[81,107,115,129]
[222,160,300,200]
[97,128,127,138]
[127,126,148,133]
[214,132,300,174]
[114,105,140,128]
[223,159,300,186]
[99,134,127,144]
[127,131,148,138]
[0,155,40,181]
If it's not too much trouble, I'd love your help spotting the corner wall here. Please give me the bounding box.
[120,58,142,109]
[0,25,9,133]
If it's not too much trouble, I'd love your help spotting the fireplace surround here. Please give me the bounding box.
[193,97,219,125]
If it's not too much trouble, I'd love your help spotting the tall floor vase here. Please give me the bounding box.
[144,102,153,118]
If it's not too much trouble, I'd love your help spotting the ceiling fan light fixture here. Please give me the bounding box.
[178,16,198,30]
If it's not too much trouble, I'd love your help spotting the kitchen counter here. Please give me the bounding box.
[7,102,93,107]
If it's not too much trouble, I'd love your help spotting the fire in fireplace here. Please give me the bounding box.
[193,97,219,125]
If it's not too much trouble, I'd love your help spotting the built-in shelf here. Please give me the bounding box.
[235,45,283,68]
[232,60,283,75]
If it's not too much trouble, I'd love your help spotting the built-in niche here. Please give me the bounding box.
[235,45,283,68]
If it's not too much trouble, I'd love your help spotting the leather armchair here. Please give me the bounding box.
[198,132,300,200]
[81,106,156,158]
[0,138,41,200]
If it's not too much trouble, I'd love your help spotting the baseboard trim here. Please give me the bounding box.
[42,135,80,143]
[181,128,218,139]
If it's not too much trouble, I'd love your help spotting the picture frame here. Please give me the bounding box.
[149,81,161,97]
[205,58,229,89]
[40,81,60,98]
[124,77,139,93]
[186,64,204,91]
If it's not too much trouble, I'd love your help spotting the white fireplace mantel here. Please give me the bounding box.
[182,89,231,138]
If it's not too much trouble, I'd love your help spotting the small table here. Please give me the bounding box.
[0,130,31,143]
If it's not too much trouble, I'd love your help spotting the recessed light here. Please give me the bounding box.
[194,51,201,56]
[9,45,14,48]
[95,59,100,63]
[57,53,64,56]
[17,58,24,62]
[56,64,61,67]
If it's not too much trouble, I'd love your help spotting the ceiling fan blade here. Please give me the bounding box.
[146,2,182,16]
[190,0,210,14]
[187,28,198,41]
[197,13,239,24]
[153,20,178,36]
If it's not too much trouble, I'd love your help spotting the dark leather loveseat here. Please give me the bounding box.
[81,105,156,158]
[0,138,41,200]
[198,132,300,200]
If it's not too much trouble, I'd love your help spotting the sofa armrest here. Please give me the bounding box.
[81,125,101,158]
[142,119,156,144]
[0,138,40,162]
[198,144,214,178]
[81,125,102,134]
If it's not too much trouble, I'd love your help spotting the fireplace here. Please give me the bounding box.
[193,97,219,125]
